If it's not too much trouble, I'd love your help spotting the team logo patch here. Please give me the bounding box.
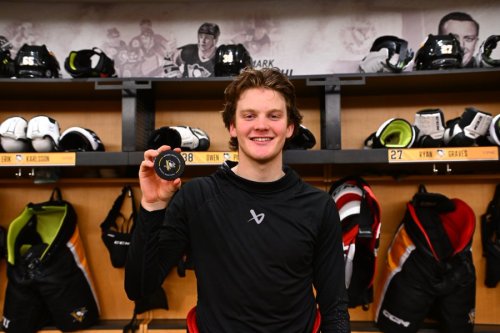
[70,307,88,323]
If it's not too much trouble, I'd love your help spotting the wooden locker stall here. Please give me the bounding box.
[1,69,499,333]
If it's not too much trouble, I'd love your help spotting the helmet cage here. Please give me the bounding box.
[64,47,116,78]
[370,35,414,72]
[480,35,500,67]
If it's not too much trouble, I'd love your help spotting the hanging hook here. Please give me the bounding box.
[432,163,438,175]
[446,163,452,174]
[28,168,36,177]
[15,168,22,178]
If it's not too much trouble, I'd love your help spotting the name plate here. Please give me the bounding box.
[180,152,238,165]
[0,153,76,166]
[388,147,499,163]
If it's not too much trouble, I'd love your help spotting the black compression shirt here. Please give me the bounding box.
[125,161,350,333]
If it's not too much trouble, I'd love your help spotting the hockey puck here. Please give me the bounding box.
[154,150,185,180]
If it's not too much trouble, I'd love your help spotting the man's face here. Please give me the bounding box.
[229,87,294,164]
[441,19,478,66]
[198,33,217,52]
[140,32,153,48]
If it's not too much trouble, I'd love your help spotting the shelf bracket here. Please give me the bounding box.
[321,84,341,149]
[94,80,152,92]
[121,82,155,152]
[307,76,342,150]
[308,75,367,150]
[93,80,156,151]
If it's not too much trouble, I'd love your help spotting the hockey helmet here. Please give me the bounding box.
[0,35,12,52]
[369,35,414,72]
[64,47,116,78]
[147,126,210,151]
[414,34,463,70]
[59,127,105,152]
[15,44,60,78]
[214,44,253,77]
[0,51,15,78]
[478,35,500,67]
[487,114,500,146]
[0,116,32,152]
[0,35,15,78]
[198,22,220,39]
[285,125,316,150]
[27,115,61,152]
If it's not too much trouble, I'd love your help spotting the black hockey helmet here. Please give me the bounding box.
[479,35,500,67]
[0,35,12,53]
[198,22,220,39]
[0,36,15,78]
[285,125,316,150]
[14,44,60,78]
[369,35,414,72]
[64,47,116,78]
[59,127,105,152]
[214,44,252,77]
[414,34,463,70]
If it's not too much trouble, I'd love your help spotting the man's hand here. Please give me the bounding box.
[139,145,182,211]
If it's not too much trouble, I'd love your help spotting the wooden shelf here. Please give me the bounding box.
[1,147,499,178]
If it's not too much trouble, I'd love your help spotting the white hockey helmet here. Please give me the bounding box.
[59,127,105,151]
[0,116,31,152]
[27,115,61,152]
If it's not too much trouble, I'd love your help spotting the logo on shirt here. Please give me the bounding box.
[248,209,265,224]
[2,317,10,329]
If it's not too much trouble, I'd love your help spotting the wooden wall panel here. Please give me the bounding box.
[0,87,498,329]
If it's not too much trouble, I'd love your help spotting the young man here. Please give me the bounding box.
[172,22,220,77]
[125,68,350,333]
[438,11,480,68]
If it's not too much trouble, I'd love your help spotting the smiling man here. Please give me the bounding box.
[438,11,480,68]
[125,68,350,333]
[172,22,220,77]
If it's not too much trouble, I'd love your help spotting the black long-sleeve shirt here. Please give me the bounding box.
[125,161,350,333]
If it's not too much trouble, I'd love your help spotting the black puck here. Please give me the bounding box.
[153,150,185,180]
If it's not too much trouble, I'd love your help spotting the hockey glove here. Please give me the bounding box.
[413,108,445,147]
[443,107,492,147]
